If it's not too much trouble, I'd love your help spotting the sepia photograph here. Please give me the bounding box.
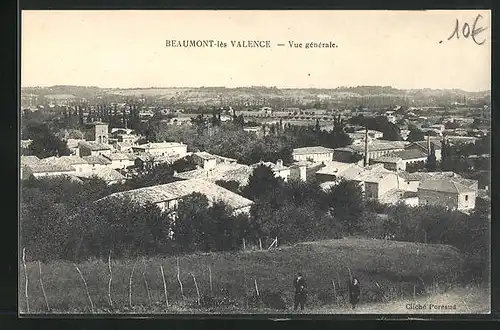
[19,10,491,315]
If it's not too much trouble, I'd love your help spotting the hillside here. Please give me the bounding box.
[19,238,472,314]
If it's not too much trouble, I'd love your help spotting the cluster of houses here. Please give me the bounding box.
[21,120,487,218]
[21,122,189,184]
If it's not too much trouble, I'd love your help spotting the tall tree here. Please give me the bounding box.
[325,180,364,235]
[426,144,437,172]
[242,164,283,201]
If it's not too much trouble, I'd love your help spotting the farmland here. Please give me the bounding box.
[19,238,481,314]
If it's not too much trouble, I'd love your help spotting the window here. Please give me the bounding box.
[465,195,469,201]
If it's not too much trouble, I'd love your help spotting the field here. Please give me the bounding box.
[19,238,480,314]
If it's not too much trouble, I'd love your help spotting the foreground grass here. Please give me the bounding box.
[19,238,470,314]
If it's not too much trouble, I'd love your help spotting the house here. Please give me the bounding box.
[115,133,140,144]
[292,146,335,162]
[370,155,405,171]
[164,117,192,126]
[66,139,86,156]
[74,167,126,185]
[102,152,136,170]
[84,122,109,144]
[82,155,112,169]
[371,149,428,172]
[22,159,76,179]
[243,126,263,137]
[78,141,112,157]
[174,162,254,186]
[134,153,181,170]
[252,159,291,182]
[95,178,254,216]
[397,171,478,193]
[21,155,41,179]
[333,141,407,163]
[314,161,364,183]
[113,141,134,153]
[319,164,400,201]
[348,132,372,145]
[378,189,419,206]
[191,152,237,170]
[351,168,399,200]
[132,142,187,159]
[405,139,442,161]
[289,162,308,182]
[111,128,134,135]
[43,155,93,174]
[418,179,477,211]
[354,129,384,139]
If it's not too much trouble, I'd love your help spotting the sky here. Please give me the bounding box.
[21,10,491,91]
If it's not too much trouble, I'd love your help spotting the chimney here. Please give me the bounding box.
[427,134,431,156]
[364,126,369,167]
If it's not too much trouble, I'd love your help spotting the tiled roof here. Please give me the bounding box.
[45,155,89,166]
[75,167,125,182]
[83,155,112,165]
[408,140,442,151]
[315,161,361,176]
[26,161,75,173]
[390,149,428,160]
[103,152,134,161]
[79,141,111,151]
[418,179,475,194]
[354,168,394,183]
[379,189,417,205]
[96,178,254,211]
[136,152,178,163]
[194,151,217,160]
[371,155,403,163]
[175,163,253,186]
[21,155,41,167]
[114,142,133,149]
[293,146,335,155]
[397,172,477,189]
[335,141,407,153]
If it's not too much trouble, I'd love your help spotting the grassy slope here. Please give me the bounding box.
[19,238,469,314]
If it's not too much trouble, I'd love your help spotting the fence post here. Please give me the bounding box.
[160,265,169,307]
[177,257,184,300]
[191,273,201,305]
[254,279,259,296]
[243,238,246,251]
[108,251,113,309]
[259,238,262,250]
[38,261,50,312]
[22,248,29,313]
[209,265,213,294]
[74,264,94,313]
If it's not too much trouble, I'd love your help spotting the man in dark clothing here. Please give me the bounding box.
[349,277,361,310]
[293,273,307,311]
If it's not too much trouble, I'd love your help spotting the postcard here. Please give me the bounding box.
[20,10,491,316]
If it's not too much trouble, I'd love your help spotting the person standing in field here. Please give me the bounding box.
[349,277,361,310]
[293,273,307,311]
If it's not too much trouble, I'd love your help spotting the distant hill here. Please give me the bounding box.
[21,85,491,102]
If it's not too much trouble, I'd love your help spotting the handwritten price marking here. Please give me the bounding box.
[446,14,487,45]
